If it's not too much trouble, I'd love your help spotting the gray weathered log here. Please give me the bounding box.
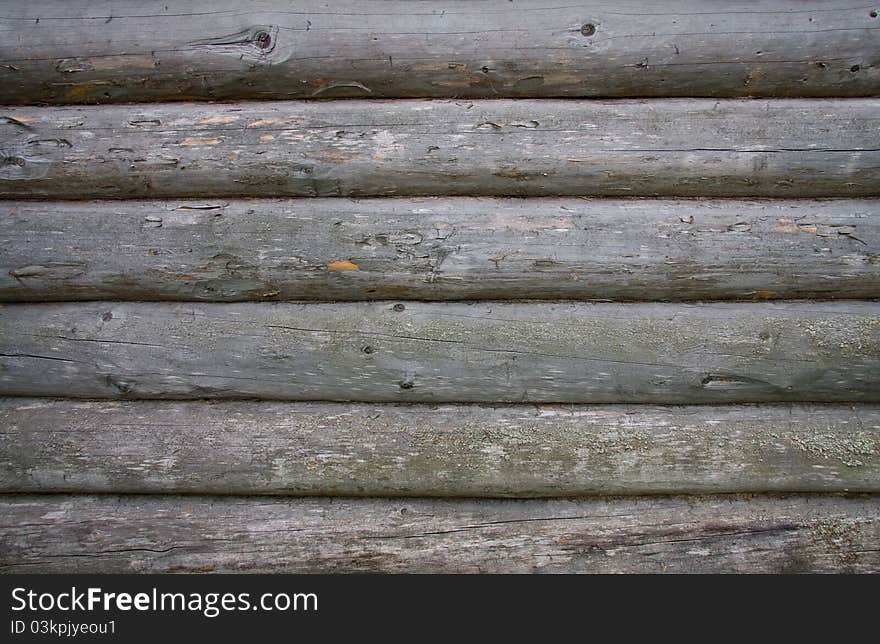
[1,301,877,403]
[2,197,879,302]
[1,399,877,496]
[1,494,877,572]
[1,1,877,103]
[1,99,878,199]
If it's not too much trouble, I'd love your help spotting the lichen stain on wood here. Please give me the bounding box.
[62,82,111,102]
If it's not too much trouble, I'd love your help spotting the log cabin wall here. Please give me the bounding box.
[0,1,878,573]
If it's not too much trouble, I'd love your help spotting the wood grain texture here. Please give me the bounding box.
[1,494,877,573]
[1,301,877,403]
[1,1,877,103]
[2,198,879,302]
[1,99,879,199]
[2,399,877,496]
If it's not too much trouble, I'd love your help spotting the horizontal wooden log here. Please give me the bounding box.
[2,399,877,496]
[1,494,877,572]
[1,1,877,103]
[1,301,877,403]
[2,198,879,302]
[1,99,879,199]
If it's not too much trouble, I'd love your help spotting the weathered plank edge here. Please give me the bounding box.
[1,0,878,103]
[2,99,879,199]
[2,301,877,404]
[2,399,878,496]
[1,494,877,573]
[2,197,879,302]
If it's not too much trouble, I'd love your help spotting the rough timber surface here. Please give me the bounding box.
[1,99,879,199]
[0,1,878,103]
[1,399,878,496]
[2,198,879,302]
[1,301,877,403]
[1,494,877,573]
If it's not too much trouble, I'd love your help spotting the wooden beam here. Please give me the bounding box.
[2,399,877,496]
[2,198,879,302]
[1,301,877,403]
[1,99,878,199]
[1,494,877,572]
[1,1,877,103]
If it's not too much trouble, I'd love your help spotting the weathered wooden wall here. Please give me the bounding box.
[2,198,878,302]
[1,1,878,574]
[1,100,879,199]
[1,1,877,103]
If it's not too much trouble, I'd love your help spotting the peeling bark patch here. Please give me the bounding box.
[8,263,86,279]
[0,116,35,129]
[773,219,865,242]
[311,82,373,97]
[194,116,238,125]
[328,260,359,271]
[179,138,220,146]
[128,158,178,172]
[514,76,544,90]
[701,374,776,390]
[774,223,818,234]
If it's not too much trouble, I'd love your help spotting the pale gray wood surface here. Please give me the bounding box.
[1,301,877,403]
[1,1,877,103]
[2,198,879,302]
[1,494,877,572]
[1,99,878,199]
[2,399,877,496]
